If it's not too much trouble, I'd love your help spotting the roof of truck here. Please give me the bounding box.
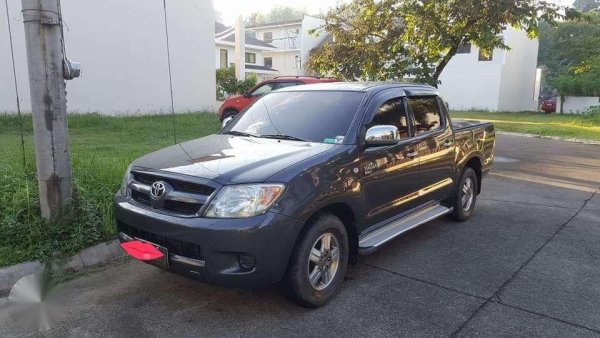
[276,82,439,96]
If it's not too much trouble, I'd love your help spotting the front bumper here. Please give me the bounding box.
[114,195,304,288]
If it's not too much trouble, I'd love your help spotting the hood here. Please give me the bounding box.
[132,134,336,184]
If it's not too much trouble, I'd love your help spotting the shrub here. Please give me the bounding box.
[216,67,258,100]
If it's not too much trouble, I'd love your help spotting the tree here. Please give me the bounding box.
[538,15,600,83]
[573,0,600,12]
[216,67,257,100]
[247,6,306,26]
[307,0,562,86]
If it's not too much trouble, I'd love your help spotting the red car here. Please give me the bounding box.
[218,76,339,126]
[541,97,557,113]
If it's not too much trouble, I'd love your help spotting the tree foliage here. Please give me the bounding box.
[573,0,600,12]
[552,56,600,96]
[307,0,562,86]
[538,11,600,97]
[216,67,257,100]
[247,6,306,26]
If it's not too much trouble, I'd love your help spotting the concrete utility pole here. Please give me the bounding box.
[22,0,73,219]
[234,15,245,80]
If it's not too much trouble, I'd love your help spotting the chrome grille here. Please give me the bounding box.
[129,171,215,216]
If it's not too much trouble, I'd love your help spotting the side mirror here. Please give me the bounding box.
[243,91,251,98]
[365,125,400,147]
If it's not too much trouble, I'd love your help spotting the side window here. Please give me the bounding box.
[274,82,299,90]
[251,83,276,97]
[408,97,442,135]
[368,98,410,139]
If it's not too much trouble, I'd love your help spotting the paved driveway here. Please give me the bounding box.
[1,135,599,337]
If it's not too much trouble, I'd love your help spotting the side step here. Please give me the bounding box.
[358,204,452,255]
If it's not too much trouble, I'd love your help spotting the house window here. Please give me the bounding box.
[457,43,471,54]
[478,49,493,61]
[219,49,228,68]
[264,57,273,69]
[263,32,273,43]
[245,52,256,64]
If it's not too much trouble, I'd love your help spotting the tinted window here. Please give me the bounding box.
[368,98,410,139]
[408,97,442,135]
[224,91,365,143]
[251,83,275,97]
[275,82,300,89]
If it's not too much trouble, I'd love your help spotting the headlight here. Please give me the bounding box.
[119,163,133,197]
[203,184,285,218]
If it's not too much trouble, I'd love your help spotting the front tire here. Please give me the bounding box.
[221,110,238,127]
[284,213,348,308]
[450,167,478,221]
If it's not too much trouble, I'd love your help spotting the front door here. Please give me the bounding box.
[359,96,422,229]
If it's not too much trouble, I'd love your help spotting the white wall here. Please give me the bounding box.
[1,0,216,115]
[438,45,504,111]
[497,28,539,111]
[263,51,302,76]
[438,27,539,112]
[252,23,301,50]
[300,15,326,71]
[557,96,600,114]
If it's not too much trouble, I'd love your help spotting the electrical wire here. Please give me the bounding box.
[4,0,26,168]
[162,0,177,144]
[56,0,67,63]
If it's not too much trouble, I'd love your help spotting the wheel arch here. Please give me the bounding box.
[299,203,359,265]
[463,156,483,194]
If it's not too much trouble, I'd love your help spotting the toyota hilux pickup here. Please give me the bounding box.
[115,82,495,307]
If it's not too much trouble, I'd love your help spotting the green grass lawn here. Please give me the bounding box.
[451,111,600,141]
[0,113,221,268]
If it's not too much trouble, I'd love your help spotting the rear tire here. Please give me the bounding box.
[284,213,348,308]
[450,167,478,222]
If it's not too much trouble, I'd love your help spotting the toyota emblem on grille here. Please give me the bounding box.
[150,181,167,199]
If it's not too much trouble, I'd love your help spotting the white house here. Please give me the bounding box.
[247,15,329,76]
[1,0,216,115]
[438,27,540,112]
[214,22,278,79]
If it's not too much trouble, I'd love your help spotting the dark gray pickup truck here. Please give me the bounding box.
[115,82,495,307]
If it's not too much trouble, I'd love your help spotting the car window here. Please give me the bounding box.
[251,83,276,97]
[368,98,410,139]
[408,97,442,135]
[223,91,365,144]
[274,82,300,90]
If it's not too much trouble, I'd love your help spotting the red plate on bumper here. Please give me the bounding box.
[121,240,169,269]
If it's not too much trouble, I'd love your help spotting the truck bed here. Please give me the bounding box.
[451,119,495,174]
[451,119,493,132]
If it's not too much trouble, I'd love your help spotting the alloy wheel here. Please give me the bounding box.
[307,233,340,291]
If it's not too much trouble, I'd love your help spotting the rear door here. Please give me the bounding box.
[359,93,422,228]
[407,96,455,203]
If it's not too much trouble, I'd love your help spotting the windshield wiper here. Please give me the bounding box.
[222,130,257,137]
[260,134,307,142]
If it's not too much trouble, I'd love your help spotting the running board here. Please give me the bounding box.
[358,204,452,255]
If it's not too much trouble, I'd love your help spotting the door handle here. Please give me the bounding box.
[443,139,454,147]
[406,150,418,159]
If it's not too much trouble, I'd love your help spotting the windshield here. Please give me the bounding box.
[222,91,365,144]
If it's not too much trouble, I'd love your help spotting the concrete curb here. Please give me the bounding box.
[497,131,600,145]
[0,239,125,295]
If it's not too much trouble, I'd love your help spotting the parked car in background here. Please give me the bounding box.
[218,76,339,127]
[116,83,495,307]
[541,97,557,113]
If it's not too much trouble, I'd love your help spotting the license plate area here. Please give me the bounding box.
[135,238,169,269]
